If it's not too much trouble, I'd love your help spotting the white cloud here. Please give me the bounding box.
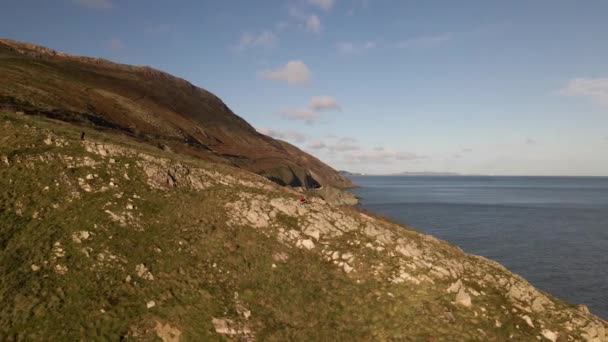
[331,141,359,151]
[308,0,335,11]
[560,77,608,107]
[308,141,327,149]
[258,128,307,142]
[258,60,312,86]
[344,148,425,164]
[306,15,322,34]
[109,38,123,51]
[235,30,277,51]
[288,4,324,34]
[278,108,319,124]
[73,0,112,9]
[394,33,452,49]
[310,96,341,111]
[336,40,376,54]
[462,148,473,153]
[305,137,360,152]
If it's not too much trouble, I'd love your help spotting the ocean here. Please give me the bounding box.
[350,176,608,319]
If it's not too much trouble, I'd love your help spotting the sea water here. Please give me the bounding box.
[351,176,608,319]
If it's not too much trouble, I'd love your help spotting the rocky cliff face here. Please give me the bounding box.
[1,111,606,341]
[0,38,353,190]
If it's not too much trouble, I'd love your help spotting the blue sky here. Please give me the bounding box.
[2,0,608,175]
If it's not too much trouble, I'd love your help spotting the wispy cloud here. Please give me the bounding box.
[109,38,123,51]
[310,96,341,111]
[73,0,112,9]
[343,147,425,164]
[306,15,322,33]
[258,60,312,86]
[336,40,376,54]
[308,141,327,149]
[560,77,608,107]
[307,137,360,151]
[308,0,335,12]
[336,32,453,54]
[276,96,340,124]
[235,30,278,51]
[278,108,319,124]
[393,32,453,49]
[288,4,325,34]
[258,128,307,143]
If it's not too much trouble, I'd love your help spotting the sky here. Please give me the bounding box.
[1,0,608,176]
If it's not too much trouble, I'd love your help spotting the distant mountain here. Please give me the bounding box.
[393,171,461,176]
[338,170,364,177]
[0,38,354,189]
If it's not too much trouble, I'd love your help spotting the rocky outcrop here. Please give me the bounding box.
[312,185,359,206]
[1,111,606,341]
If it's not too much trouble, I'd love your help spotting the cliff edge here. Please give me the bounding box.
[0,111,605,341]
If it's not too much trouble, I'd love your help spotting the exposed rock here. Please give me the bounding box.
[54,264,68,275]
[447,279,463,293]
[154,321,182,342]
[31,264,40,272]
[211,318,252,336]
[272,252,289,262]
[136,264,154,280]
[299,239,315,250]
[312,186,359,206]
[522,315,534,327]
[71,231,91,244]
[541,329,557,342]
[146,301,156,309]
[455,288,472,307]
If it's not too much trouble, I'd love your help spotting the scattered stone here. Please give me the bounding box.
[31,264,40,272]
[211,318,251,336]
[522,315,535,328]
[447,279,463,293]
[272,252,289,262]
[541,329,557,342]
[136,263,154,280]
[146,300,156,309]
[455,288,472,307]
[576,304,590,314]
[300,239,315,250]
[54,264,68,275]
[154,321,182,342]
[71,231,91,243]
[341,252,353,261]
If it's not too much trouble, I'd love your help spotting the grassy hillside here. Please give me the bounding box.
[1,111,606,341]
[0,38,353,190]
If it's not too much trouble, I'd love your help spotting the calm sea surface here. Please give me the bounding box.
[351,176,608,319]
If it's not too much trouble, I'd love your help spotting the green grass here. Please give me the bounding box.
[0,111,601,341]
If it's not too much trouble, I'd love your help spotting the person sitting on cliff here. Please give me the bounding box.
[298,195,309,205]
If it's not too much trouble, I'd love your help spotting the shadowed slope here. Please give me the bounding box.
[0,38,353,189]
